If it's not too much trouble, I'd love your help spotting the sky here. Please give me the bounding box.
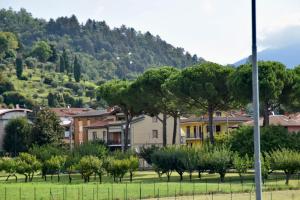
[1,0,300,64]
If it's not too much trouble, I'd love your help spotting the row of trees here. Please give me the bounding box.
[0,143,139,183]
[98,61,300,147]
[141,145,300,185]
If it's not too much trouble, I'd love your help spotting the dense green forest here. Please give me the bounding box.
[0,8,203,80]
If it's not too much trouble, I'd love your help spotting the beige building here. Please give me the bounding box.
[84,113,180,151]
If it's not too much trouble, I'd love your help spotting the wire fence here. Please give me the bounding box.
[0,174,300,200]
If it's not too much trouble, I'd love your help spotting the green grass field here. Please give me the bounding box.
[0,171,300,199]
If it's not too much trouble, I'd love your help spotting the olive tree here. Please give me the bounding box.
[268,149,300,185]
[45,155,66,182]
[15,153,41,182]
[233,153,252,183]
[0,157,18,182]
[127,155,139,182]
[78,155,101,183]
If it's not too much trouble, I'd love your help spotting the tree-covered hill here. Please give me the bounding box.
[0,8,203,80]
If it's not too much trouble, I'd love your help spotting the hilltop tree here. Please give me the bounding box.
[131,67,179,146]
[229,61,288,126]
[48,44,58,62]
[73,56,81,82]
[62,48,71,74]
[97,80,141,150]
[31,41,52,62]
[0,32,18,60]
[15,57,23,79]
[167,62,235,144]
[59,55,65,73]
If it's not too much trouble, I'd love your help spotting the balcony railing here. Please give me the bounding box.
[107,139,130,145]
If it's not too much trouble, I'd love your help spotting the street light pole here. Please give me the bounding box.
[251,0,263,199]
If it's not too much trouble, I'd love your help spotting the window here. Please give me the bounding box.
[103,131,107,140]
[193,126,197,138]
[186,126,190,138]
[216,112,222,117]
[152,130,158,138]
[152,116,158,123]
[216,125,221,132]
[92,131,97,140]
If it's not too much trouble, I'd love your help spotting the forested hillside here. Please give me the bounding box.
[0,8,203,80]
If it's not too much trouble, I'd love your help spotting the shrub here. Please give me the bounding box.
[15,153,41,182]
[45,155,66,182]
[0,157,18,181]
[207,146,233,182]
[267,148,300,185]
[25,57,37,68]
[106,157,129,182]
[233,153,252,183]
[2,91,34,109]
[64,82,81,93]
[78,156,102,182]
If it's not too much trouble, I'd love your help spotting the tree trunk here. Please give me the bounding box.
[24,174,28,182]
[98,174,102,184]
[285,172,291,185]
[198,171,201,179]
[162,113,167,147]
[69,174,72,183]
[189,172,192,181]
[6,175,11,181]
[130,172,133,182]
[208,107,215,144]
[263,102,270,127]
[220,173,225,183]
[172,115,178,145]
[179,173,183,181]
[124,115,132,151]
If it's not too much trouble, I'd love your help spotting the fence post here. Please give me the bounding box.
[140,182,142,200]
[77,187,80,200]
[229,178,232,193]
[111,183,113,200]
[93,188,95,200]
[218,181,220,192]
[154,181,156,197]
[211,192,214,200]
[157,188,160,200]
[167,182,169,197]
[193,181,195,199]
[230,192,232,200]
[180,181,182,195]
[126,182,128,200]
[19,187,21,200]
[97,183,99,200]
[107,187,110,200]
[81,185,83,200]
[5,187,7,200]
[175,188,176,200]
[206,179,208,193]
[34,187,36,200]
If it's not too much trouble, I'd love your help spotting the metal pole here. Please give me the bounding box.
[251,0,263,199]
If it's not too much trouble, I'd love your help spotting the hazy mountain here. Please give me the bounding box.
[234,45,300,68]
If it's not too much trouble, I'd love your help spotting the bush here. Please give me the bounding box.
[78,156,101,182]
[64,82,81,93]
[207,146,233,182]
[43,76,53,85]
[0,157,18,181]
[0,77,15,94]
[25,57,38,68]
[233,153,252,183]
[105,157,129,182]
[228,126,300,156]
[3,117,32,154]
[267,148,300,185]
[2,91,34,109]
[15,153,41,182]
[45,155,66,182]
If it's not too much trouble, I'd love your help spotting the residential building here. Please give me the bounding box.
[0,108,32,152]
[244,114,300,133]
[180,112,251,146]
[79,111,180,150]
[50,107,93,146]
[73,108,119,146]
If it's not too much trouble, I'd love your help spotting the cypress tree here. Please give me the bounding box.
[73,56,81,82]
[48,44,58,62]
[62,48,70,74]
[59,55,65,73]
[15,57,23,79]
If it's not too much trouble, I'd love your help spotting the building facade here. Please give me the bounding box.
[180,112,251,146]
[83,113,180,150]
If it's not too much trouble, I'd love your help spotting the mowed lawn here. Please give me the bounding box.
[0,171,300,200]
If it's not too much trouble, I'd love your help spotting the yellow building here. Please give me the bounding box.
[180,112,250,146]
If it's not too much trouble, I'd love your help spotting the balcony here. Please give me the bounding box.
[186,133,204,140]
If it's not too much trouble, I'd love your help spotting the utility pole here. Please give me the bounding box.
[251,0,263,199]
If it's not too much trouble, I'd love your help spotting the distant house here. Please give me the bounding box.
[50,107,93,146]
[73,107,180,150]
[73,108,119,146]
[84,114,180,151]
[180,111,251,146]
[0,108,32,151]
[244,114,300,133]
